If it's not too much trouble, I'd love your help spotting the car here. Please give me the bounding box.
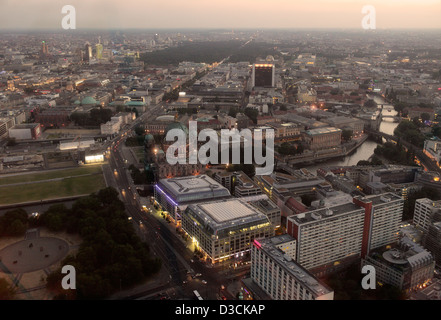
[195,273,202,277]
[201,280,207,284]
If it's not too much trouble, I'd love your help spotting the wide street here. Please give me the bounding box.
[106,102,249,301]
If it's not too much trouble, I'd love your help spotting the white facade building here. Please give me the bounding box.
[287,193,403,276]
[251,235,334,300]
[414,198,441,233]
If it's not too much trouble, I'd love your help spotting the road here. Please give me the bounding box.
[106,102,247,300]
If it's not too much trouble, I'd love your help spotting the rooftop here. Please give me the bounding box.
[306,127,342,136]
[255,235,333,297]
[186,198,270,234]
[199,200,257,223]
[157,174,230,203]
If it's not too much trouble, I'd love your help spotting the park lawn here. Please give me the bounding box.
[0,165,103,186]
[0,173,106,205]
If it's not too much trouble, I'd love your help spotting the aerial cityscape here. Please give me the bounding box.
[1,1,441,310]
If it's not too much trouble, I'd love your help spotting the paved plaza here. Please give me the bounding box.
[0,230,69,274]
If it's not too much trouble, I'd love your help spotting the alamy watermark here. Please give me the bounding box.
[61,5,76,30]
[61,265,76,290]
[165,121,274,175]
[361,5,376,30]
[361,265,376,290]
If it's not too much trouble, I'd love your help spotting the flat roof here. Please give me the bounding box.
[157,174,231,203]
[290,201,363,224]
[306,127,342,136]
[186,198,270,233]
[200,200,257,223]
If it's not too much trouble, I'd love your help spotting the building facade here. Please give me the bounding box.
[181,198,274,264]
[287,193,403,276]
[250,235,334,300]
[362,237,434,291]
[414,198,441,233]
[304,127,342,150]
[154,174,231,222]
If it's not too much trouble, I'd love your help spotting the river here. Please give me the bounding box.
[299,94,399,173]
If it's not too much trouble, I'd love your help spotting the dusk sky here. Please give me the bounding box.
[0,0,440,30]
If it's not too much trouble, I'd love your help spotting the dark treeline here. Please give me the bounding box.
[140,41,244,66]
[70,108,112,127]
[23,187,162,299]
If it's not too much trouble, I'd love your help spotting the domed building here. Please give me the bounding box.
[165,121,189,136]
[81,96,98,106]
[74,96,98,106]
[265,55,275,62]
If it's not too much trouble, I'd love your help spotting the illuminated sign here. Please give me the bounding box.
[85,154,104,163]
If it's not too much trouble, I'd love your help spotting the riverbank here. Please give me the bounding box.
[278,134,369,168]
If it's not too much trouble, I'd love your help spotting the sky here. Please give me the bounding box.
[0,0,440,30]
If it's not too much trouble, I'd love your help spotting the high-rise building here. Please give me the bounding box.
[252,64,275,88]
[250,235,334,300]
[96,43,103,60]
[414,198,441,233]
[84,42,92,62]
[287,193,403,276]
[40,41,48,57]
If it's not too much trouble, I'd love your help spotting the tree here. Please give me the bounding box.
[421,113,431,122]
[432,126,441,139]
[44,188,161,299]
[6,137,17,147]
[364,99,377,108]
[342,130,353,142]
[0,208,29,237]
[228,107,238,118]
[134,125,145,136]
[244,108,259,124]
[0,279,16,300]
[394,120,425,148]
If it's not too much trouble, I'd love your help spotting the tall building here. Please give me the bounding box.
[414,198,441,233]
[252,64,275,88]
[181,198,274,264]
[40,41,48,57]
[250,235,334,300]
[84,42,92,62]
[287,193,403,276]
[96,43,103,59]
[422,208,441,267]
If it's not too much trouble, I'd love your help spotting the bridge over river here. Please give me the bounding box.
[365,128,441,174]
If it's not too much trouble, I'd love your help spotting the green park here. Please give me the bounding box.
[0,166,106,205]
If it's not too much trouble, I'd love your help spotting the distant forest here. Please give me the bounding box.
[140,40,280,66]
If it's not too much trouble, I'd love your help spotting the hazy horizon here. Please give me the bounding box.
[1,0,440,31]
